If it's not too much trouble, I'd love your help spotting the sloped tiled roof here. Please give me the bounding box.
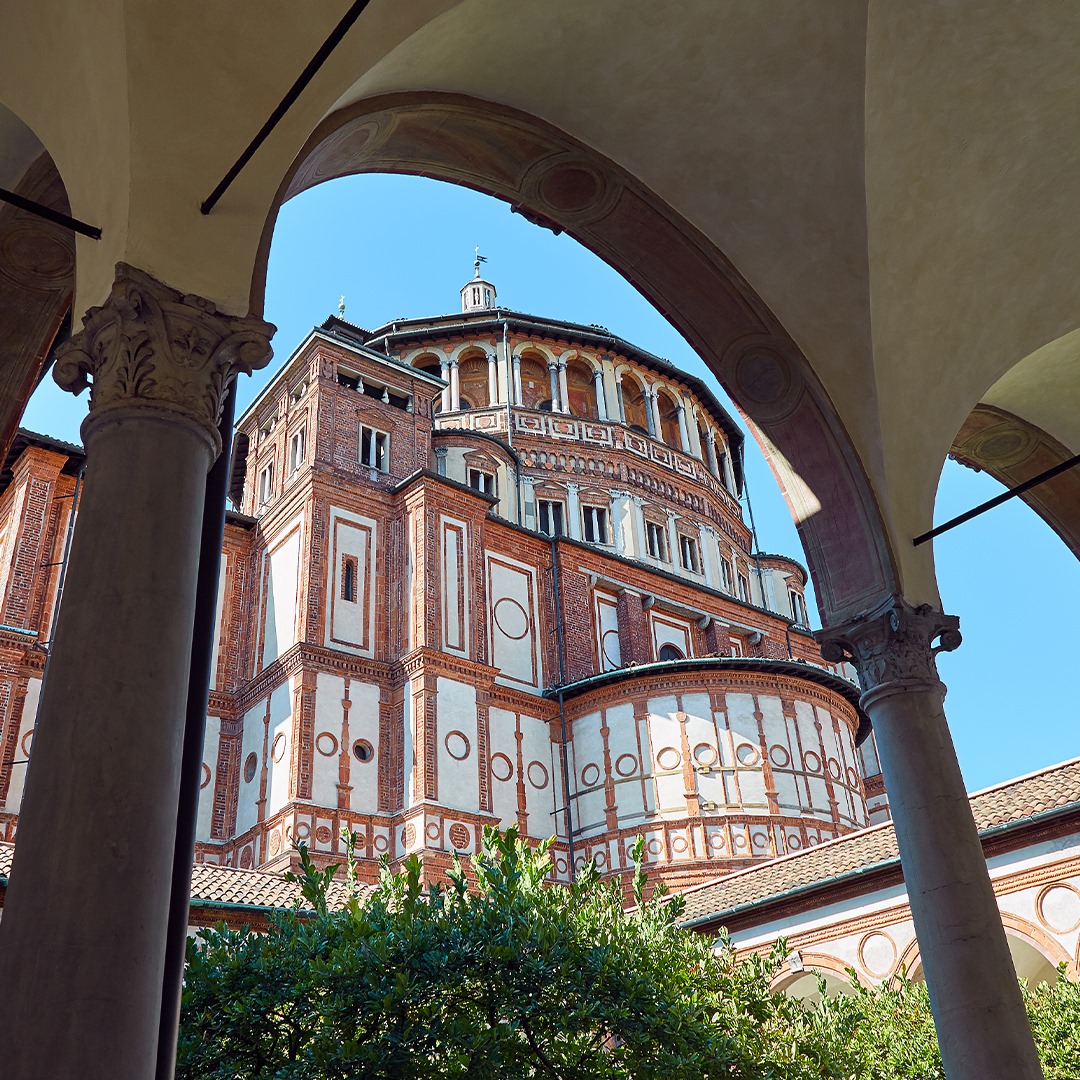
[676,756,1080,928]
[0,843,373,912]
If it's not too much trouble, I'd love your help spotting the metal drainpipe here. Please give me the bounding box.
[155,382,237,1080]
[549,536,576,880]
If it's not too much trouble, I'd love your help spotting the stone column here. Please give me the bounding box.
[487,352,498,405]
[592,368,607,421]
[615,372,627,424]
[818,598,1043,1080]
[557,361,570,414]
[439,357,451,413]
[676,402,690,453]
[704,429,720,477]
[644,387,658,437]
[511,354,522,405]
[547,361,560,410]
[0,264,273,1080]
[684,402,703,458]
[449,358,461,412]
[565,482,582,540]
[665,511,680,567]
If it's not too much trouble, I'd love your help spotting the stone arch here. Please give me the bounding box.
[254,91,899,625]
[517,349,551,410]
[770,952,861,1003]
[618,369,650,433]
[456,348,489,409]
[0,107,76,458]
[563,357,598,418]
[654,387,682,449]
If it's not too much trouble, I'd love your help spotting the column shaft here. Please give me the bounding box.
[557,362,570,414]
[449,359,461,412]
[593,369,607,420]
[820,599,1043,1080]
[487,353,498,405]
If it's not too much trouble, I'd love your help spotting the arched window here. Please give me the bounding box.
[458,352,489,408]
[518,354,549,409]
[656,389,682,447]
[564,359,598,418]
[620,376,649,432]
[657,643,684,663]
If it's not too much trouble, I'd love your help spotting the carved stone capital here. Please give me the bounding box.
[53,263,274,456]
[815,595,961,707]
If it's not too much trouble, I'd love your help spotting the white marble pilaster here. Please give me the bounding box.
[565,481,582,540]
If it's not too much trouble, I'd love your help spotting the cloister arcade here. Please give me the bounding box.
[2,4,1080,1079]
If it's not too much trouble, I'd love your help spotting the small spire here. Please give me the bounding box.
[338,295,346,318]
[474,244,487,279]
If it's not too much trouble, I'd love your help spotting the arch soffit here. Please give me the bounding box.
[256,92,898,625]
[560,350,602,376]
[517,342,558,366]
[769,951,862,995]
[451,343,489,364]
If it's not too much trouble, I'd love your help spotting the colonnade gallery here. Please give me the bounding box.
[1,273,1078,1004]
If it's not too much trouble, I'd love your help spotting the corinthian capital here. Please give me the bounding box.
[53,263,274,456]
[815,595,961,706]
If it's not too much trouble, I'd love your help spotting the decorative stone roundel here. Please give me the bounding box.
[527,760,550,789]
[271,732,286,763]
[493,597,529,640]
[858,932,898,977]
[769,745,791,768]
[373,833,389,852]
[353,739,374,763]
[449,823,471,850]
[735,743,760,767]
[656,746,681,771]
[580,762,601,787]
[693,742,718,766]
[802,750,821,773]
[1037,883,1080,933]
[315,825,333,845]
[269,832,282,856]
[243,752,258,783]
[315,732,338,757]
[614,753,638,777]
[445,730,471,760]
[200,763,212,789]
[239,847,253,868]
[20,729,33,756]
[490,752,514,782]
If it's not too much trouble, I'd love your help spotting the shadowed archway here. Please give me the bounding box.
[254,92,898,627]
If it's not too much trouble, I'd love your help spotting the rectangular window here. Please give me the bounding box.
[645,520,668,561]
[538,499,565,537]
[582,505,610,544]
[289,428,305,474]
[468,468,496,496]
[342,556,358,603]
[359,425,389,472]
[719,556,734,594]
[679,534,701,573]
[730,637,743,657]
[258,462,273,506]
[737,571,750,603]
[789,590,808,626]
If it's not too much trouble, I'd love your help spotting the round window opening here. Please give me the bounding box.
[353,739,374,763]
[243,752,258,783]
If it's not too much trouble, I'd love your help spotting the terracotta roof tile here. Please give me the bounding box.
[676,757,1080,927]
[0,845,373,912]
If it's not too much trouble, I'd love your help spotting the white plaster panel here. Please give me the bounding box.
[261,516,302,666]
[3,676,39,812]
[571,708,607,835]
[604,701,648,824]
[520,714,558,836]
[325,507,377,657]
[311,673,380,815]
[595,592,621,672]
[488,706,519,829]
[650,613,692,658]
[236,682,292,836]
[440,515,470,657]
[436,677,479,813]
[647,698,684,814]
[487,553,542,689]
[195,715,220,842]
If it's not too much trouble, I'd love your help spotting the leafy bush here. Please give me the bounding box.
[178,828,1080,1079]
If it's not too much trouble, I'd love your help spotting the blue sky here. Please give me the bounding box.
[22,173,1078,792]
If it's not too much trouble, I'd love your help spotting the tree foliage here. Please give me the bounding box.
[178,827,1080,1079]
